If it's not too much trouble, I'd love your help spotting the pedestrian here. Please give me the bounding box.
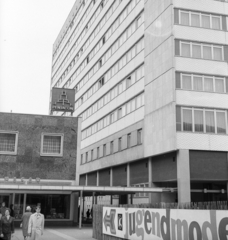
[9,205,14,218]
[28,206,45,240]
[91,207,93,218]
[21,206,32,240]
[0,208,14,240]
[86,209,90,219]
[0,202,6,217]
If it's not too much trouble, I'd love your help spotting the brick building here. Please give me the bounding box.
[0,112,80,226]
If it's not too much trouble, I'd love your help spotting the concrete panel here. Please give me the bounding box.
[175,58,228,76]
[87,172,97,186]
[145,0,172,29]
[174,25,227,45]
[130,159,149,185]
[177,132,228,152]
[145,36,174,86]
[145,5,173,57]
[144,103,177,157]
[122,135,127,150]
[99,169,110,186]
[113,139,118,153]
[190,150,228,181]
[113,165,127,187]
[152,152,177,182]
[177,149,191,203]
[79,175,86,186]
[176,90,228,110]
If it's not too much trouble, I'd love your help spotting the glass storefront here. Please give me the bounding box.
[26,194,70,219]
[14,194,24,219]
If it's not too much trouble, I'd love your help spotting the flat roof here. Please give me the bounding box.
[0,184,174,195]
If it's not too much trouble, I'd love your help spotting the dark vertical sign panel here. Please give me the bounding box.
[51,88,75,113]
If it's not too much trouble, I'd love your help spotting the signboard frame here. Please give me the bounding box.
[50,88,75,114]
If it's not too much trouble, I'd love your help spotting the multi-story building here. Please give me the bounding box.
[50,0,228,204]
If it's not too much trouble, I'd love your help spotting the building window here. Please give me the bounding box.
[99,59,102,68]
[86,152,88,162]
[91,150,94,160]
[181,108,227,134]
[118,108,122,119]
[180,41,223,61]
[81,154,83,164]
[99,77,104,88]
[127,133,131,148]
[102,36,106,45]
[103,144,106,156]
[118,137,122,151]
[0,131,18,155]
[41,133,64,156]
[97,147,100,158]
[180,73,226,93]
[179,10,222,30]
[110,141,114,154]
[137,129,142,144]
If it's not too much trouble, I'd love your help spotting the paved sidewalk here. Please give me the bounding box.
[13,227,94,240]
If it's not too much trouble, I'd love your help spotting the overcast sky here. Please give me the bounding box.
[0,0,75,115]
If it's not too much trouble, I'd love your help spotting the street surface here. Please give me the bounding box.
[13,227,94,240]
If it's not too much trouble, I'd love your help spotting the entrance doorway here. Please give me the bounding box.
[0,194,10,207]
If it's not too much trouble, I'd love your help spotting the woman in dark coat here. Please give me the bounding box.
[0,208,14,240]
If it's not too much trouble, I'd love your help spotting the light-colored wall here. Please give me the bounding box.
[177,132,228,152]
[144,1,176,157]
[176,90,228,109]
[79,120,144,174]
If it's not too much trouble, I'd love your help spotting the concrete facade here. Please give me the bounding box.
[50,0,228,204]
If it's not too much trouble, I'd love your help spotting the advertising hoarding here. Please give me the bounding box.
[103,207,228,240]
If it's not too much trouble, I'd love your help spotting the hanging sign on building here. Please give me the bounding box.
[103,207,228,240]
[51,88,75,113]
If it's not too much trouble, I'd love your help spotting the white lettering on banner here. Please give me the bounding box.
[102,207,228,240]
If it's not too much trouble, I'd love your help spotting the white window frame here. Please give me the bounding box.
[0,131,19,155]
[179,10,190,26]
[181,73,192,90]
[181,107,193,132]
[40,133,64,157]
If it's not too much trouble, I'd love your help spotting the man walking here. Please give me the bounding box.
[21,206,32,240]
[28,206,45,240]
[0,202,6,216]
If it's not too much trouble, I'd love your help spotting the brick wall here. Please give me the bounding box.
[0,113,78,180]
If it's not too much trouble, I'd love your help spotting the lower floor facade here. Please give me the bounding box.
[79,149,228,204]
[0,187,79,227]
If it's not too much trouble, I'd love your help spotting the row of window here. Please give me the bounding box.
[177,40,227,61]
[177,9,227,31]
[52,0,115,82]
[75,37,144,110]
[0,132,64,156]
[81,129,142,164]
[53,0,91,60]
[177,73,228,93]
[177,107,228,134]
[53,0,97,61]
[81,92,144,140]
[54,1,144,91]
[81,65,144,121]
[62,10,144,90]
[133,183,149,197]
